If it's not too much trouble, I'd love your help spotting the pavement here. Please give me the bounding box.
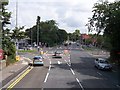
[0,56,30,89]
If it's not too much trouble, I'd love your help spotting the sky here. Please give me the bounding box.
[7,0,115,33]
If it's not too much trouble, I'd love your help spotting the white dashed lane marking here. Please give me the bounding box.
[70,68,75,75]
[116,85,120,88]
[48,65,51,71]
[76,78,84,90]
[50,61,51,65]
[44,72,49,83]
[97,72,102,76]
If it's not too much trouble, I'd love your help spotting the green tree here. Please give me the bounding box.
[1,0,16,63]
[68,29,80,42]
[87,1,120,63]
[11,26,25,40]
[25,20,67,47]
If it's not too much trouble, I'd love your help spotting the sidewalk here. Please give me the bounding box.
[0,56,30,88]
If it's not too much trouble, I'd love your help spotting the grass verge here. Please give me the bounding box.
[18,50,36,53]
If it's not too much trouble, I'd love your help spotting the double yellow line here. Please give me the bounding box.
[6,67,33,90]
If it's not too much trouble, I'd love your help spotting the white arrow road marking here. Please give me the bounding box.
[58,61,62,64]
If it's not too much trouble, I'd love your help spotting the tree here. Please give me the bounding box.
[68,29,80,42]
[25,20,67,47]
[0,0,16,63]
[73,29,80,41]
[87,1,120,63]
[11,26,25,40]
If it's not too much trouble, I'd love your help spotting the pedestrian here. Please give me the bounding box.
[37,46,40,52]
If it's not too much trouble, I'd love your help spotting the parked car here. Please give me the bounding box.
[26,45,32,50]
[52,51,62,58]
[94,58,112,70]
[29,56,44,66]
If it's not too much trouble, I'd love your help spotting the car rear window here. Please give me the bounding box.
[99,60,108,64]
[34,56,42,59]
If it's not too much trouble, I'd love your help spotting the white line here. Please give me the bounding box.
[58,61,61,64]
[64,60,67,62]
[44,73,49,83]
[69,59,70,62]
[116,85,120,88]
[50,61,51,65]
[112,70,117,72]
[70,68,75,75]
[48,65,51,71]
[76,78,84,90]
[97,72,102,76]
[67,63,71,67]
[76,78,80,83]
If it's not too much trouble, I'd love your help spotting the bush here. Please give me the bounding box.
[110,49,120,65]
[3,38,16,64]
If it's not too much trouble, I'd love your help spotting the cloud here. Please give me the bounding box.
[7,0,115,33]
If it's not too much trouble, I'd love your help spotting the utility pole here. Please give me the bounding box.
[36,16,40,51]
[15,0,18,55]
[36,16,40,53]
[31,29,32,46]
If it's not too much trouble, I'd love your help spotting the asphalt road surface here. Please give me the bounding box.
[6,45,120,90]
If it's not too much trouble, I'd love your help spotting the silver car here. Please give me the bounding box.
[95,58,112,70]
[29,56,44,66]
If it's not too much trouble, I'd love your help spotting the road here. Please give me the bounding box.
[5,44,120,89]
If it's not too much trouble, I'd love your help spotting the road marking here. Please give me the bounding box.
[58,61,61,64]
[112,70,117,72]
[22,61,28,65]
[50,61,51,65]
[64,59,71,66]
[116,85,120,88]
[65,60,67,62]
[76,78,84,90]
[67,63,71,67]
[70,68,75,75]
[48,65,51,71]
[69,59,70,62]
[44,73,49,83]
[97,72,102,76]
[6,67,33,90]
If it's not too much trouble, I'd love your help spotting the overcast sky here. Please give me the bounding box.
[7,0,115,33]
